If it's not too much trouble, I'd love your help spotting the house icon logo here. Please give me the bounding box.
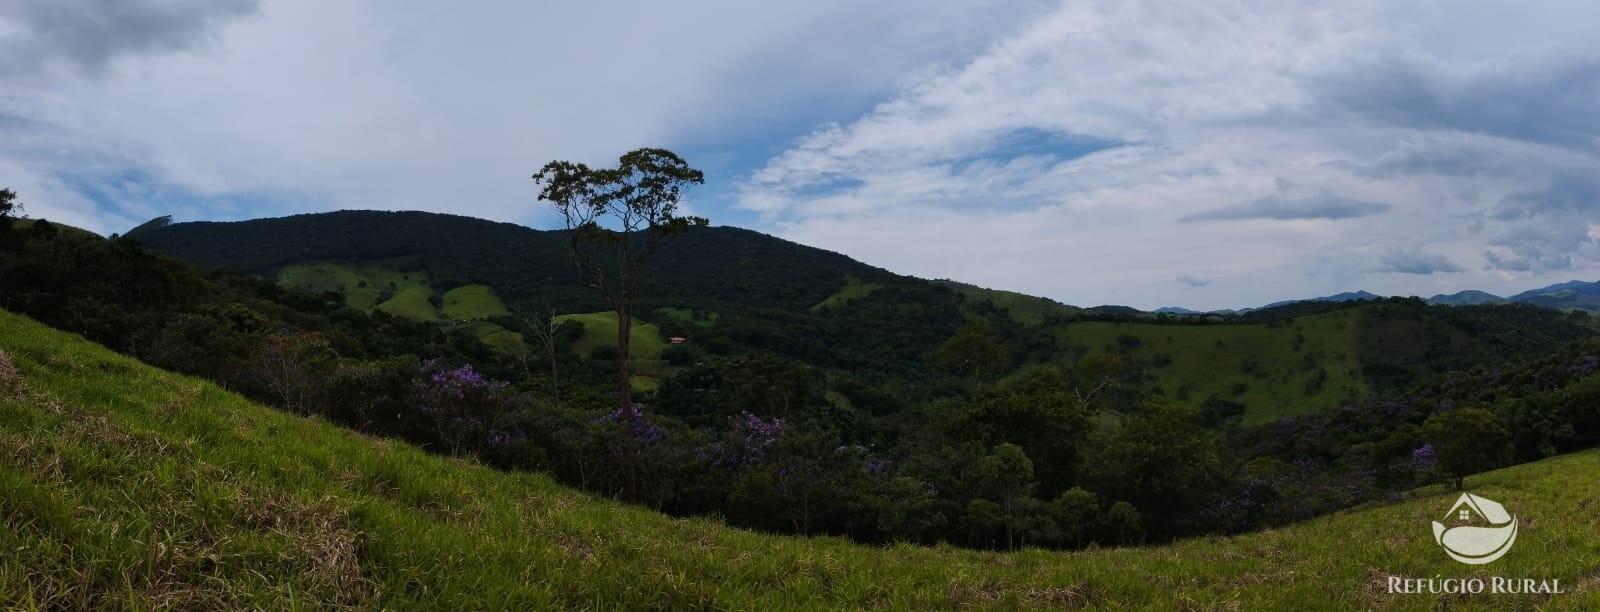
[1432,493,1518,565]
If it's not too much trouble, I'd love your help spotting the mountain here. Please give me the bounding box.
[130,210,1055,392]
[1153,306,1202,315]
[6,307,1600,608]
[1509,280,1600,302]
[132,210,891,314]
[129,210,1596,423]
[1426,290,1506,306]
[1257,290,1382,310]
[1086,304,1143,314]
[1507,280,1600,312]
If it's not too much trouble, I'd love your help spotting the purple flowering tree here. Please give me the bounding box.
[412,358,522,457]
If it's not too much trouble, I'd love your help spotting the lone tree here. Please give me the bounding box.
[1421,407,1512,490]
[533,148,706,502]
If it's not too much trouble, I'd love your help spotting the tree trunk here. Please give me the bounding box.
[617,306,638,503]
[547,337,560,405]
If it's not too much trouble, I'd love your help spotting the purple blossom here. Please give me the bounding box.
[1412,444,1437,468]
[1568,355,1598,375]
[591,404,665,448]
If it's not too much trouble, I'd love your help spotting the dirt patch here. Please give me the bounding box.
[1022,582,1100,608]
[0,349,23,399]
[1225,570,1297,587]
[233,488,374,605]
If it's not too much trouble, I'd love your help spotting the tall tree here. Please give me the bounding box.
[533,148,706,502]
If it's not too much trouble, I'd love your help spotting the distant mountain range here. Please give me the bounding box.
[1229,282,1600,315]
[123,210,1600,317]
[1161,283,1599,316]
[1258,290,1383,311]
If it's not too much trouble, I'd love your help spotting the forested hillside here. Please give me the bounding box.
[4,213,1598,551]
[4,308,1600,608]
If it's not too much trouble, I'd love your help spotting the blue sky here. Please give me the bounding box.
[2,0,1598,311]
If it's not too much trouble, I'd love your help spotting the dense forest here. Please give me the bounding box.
[4,209,1599,550]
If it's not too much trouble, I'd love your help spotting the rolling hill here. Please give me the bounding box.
[4,308,1600,609]
[128,211,1596,424]
[1427,290,1508,306]
[1051,309,1368,425]
[1508,280,1600,312]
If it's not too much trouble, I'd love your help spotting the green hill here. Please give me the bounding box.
[1053,309,1367,424]
[4,308,1600,609]
[132,211,1596,423]
[933,279,1082,324]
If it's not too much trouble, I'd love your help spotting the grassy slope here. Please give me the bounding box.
[452,321,527,355]
[935,280,1083,325]
[809,275,883,314]
[2,309,1599,609]
[276,261,435,315]
[553,311,670,391]
[1055,309,1367,424]
[281,264,521,344]
[440,285,510,320]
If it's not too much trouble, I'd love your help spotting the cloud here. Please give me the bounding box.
[0,0,259,76]
[0,1,1049,236]
[735,0,1600,309]
[1377,246,1463,275]
[1312,43,1600,153]
[1481,223,1597,272]
[1179,194,1392,223]
[1177,275,1210,287]
[1492,173,1600,220]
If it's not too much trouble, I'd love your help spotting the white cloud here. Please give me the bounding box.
[737,0,1600,310]
[0,0,1046,235]
[2,0,1597,311]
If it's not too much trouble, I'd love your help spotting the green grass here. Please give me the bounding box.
[810,276,883,313]
[1053,309,1367,424]
[276,261,501,323]
[935,280,1083,325]
[373,287,439,321]
[3,308,1600,609]
[554,311,671,391]
[440,285,509,320]
[277,261,434,314]
[452,321,527,354]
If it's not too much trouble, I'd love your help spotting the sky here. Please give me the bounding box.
[1,0,1597,311]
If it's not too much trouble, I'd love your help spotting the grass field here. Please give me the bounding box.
[452,321,527,354]
[3,308,1599,609]
[935,280,1083,325]
[554,311,671,390]
[1052,309,1367,424]
[276,261,434,314]
[277,262,513,326]
[441,285,509,320]
[810,275,883,313]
